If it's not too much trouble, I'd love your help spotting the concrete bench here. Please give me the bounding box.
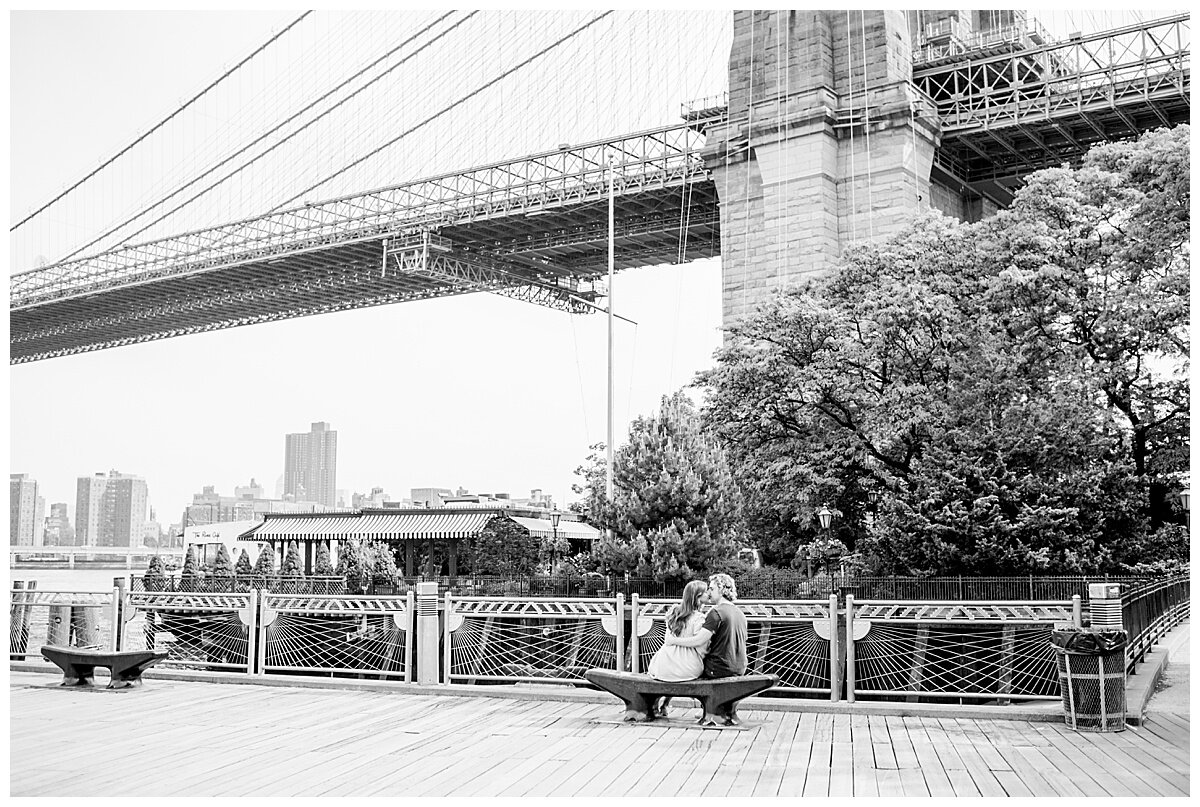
[41,646,169,689]
[585,668,777,726]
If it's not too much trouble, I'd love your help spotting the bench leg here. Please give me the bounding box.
[697,694,741,727]
[107,660,159,689]
[58,663,96,688]
[620,692,658,722]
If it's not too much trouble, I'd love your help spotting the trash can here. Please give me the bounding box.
[1051,628,1128,732]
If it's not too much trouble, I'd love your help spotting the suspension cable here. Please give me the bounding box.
[10,11,311,232]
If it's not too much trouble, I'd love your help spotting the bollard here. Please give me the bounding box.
[71,605,102,647]
[47,605,72,646]
[416,581,440,685]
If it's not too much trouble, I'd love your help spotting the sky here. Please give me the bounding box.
[7,10,726,527]
[7,8,1185,530]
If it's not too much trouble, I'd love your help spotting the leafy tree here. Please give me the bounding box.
[235,549,253,576]
[281,540,304,578]
[369,541,398,586]
[699,126,1188,574]
[472,516,540,576]
[574,391,745,578]
[313,541,335,576]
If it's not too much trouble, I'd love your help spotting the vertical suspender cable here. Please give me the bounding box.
[861,10,875,238]
[741,10,755,317]
[847,10,857,244]
[606,152,615,534]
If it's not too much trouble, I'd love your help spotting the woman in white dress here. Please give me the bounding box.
[647,580,710,716]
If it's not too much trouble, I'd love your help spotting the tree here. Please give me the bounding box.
[472,516,540,576]
[235,548,253,576]
[253,543,276,577]
[699,126,1188,574]
[574,391,745,578]
[313,541,335,576]
[281,541,304,578]
[180,545,203,591]
[145,554,167,592]
[210,544,235,588]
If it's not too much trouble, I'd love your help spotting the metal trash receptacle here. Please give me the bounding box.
[1051,629,1128,732]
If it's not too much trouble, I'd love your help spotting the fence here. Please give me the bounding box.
[12,578,1186,704]
[1122,575,1190,673]
[443,595,623,685]
[631,596,839,698]
[259,592,414,680]
[130,575,346,594]
[845,598,1082,702]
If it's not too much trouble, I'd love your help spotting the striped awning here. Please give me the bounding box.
[238,511,496,542]
[509,516,602,541]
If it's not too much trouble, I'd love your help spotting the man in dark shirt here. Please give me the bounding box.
[699,573,747,678]
[661,572,747,677]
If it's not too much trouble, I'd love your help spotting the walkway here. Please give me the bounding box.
[9,625,1190,797]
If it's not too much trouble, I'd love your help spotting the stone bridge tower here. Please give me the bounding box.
[702,10,943,325]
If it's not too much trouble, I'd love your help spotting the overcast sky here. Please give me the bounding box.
[8,10,725,526]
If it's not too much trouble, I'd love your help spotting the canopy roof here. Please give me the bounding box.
[237,508,598,543]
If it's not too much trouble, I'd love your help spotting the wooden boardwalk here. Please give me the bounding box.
[9,669,1188,797]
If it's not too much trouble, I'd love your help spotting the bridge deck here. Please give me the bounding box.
[10,661,1188,796]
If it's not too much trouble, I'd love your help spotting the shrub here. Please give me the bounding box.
[145,554,168,592]
[282,540,304,578]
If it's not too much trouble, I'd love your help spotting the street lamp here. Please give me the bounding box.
[1180,489,1191,534]
[550,511,562,571]
[817,505,833,531]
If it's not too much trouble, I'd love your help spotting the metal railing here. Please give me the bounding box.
[846,597,1082,702]
[120,590,254,673]
[1122,575,1190,673]
[9,586,117,661]
[631,595,839,698]
[131,574,347,594]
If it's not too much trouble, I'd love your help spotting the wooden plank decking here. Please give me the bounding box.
[9,669,1189,797]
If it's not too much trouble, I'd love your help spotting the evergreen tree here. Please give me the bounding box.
[253,543,276,577]
[472,516,540,576]
[145,554,167,592]
[281,540,304,578]
[210,544,235,588]
[336,536,369,594]
[234,548,253,576]
[313,541,335,576]
[179,545,202,591]
[575,391,744,578]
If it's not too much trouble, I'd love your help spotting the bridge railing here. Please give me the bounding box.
[1121,575,1190,674]
[845,598,1082,703]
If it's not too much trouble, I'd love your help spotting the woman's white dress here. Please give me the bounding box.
[647,611,708,681]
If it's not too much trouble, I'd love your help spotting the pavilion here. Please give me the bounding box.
[236,506,601,576]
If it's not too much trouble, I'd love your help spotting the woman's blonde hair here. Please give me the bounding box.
[667,579,708,636]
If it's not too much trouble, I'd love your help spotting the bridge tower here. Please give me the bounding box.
[703,10,942,325]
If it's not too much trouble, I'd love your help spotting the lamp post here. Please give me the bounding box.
[550,510,562,572]
[1180,489,1191,534]
[816,505,832,579]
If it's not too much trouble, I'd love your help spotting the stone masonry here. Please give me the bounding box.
[702,10,948,327]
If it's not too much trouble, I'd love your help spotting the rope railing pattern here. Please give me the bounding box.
[632,597,838,696]
[444,596,622,684]
[259,592,413,679]
[121,591,253,673]
[846,598,1082,702]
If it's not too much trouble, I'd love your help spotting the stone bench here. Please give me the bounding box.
[585,668,777,726]
[41,646,169,689]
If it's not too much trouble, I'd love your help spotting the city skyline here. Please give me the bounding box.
[8,11,725,524]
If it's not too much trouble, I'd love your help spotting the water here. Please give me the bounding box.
[8,567,133,593]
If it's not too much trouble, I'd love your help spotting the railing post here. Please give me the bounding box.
[631,594,641,674]
[615,593,625,672]
[405,589,415,683]
[246,588,259,675]
[825,594,838,701]
[441,590,452,686]
[845,594,856,703]
[416,581,441,685]
[1071,595,1082,629]
[110,580,124,651]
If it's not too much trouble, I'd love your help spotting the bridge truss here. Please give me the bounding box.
[10,124,718,363]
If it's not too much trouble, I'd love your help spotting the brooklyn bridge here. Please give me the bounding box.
[10,10,1190,363]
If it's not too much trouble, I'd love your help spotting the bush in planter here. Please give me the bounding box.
[235,548,253,576]
[253,543,276,578]
[209,544,235,591]
[145,554,168,592]
[282,540,304,578]
[313,541,335,576]
[179,545,204,591]
[336,536,370,594]
[369,541,399,593]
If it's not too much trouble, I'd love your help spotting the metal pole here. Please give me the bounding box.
[606,152,615,534]
[845,594,856,703]
[828,594,839,701]
[630,594,640,674]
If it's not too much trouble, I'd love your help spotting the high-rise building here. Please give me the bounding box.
[75,470,149,547]
[284,421,338,507]
[10,474,42,546]
[43,502,74,546]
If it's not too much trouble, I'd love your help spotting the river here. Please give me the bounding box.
[8,568,135,592]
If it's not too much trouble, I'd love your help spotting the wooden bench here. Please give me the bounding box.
[585,668,777,726]
[41,646,169,689]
